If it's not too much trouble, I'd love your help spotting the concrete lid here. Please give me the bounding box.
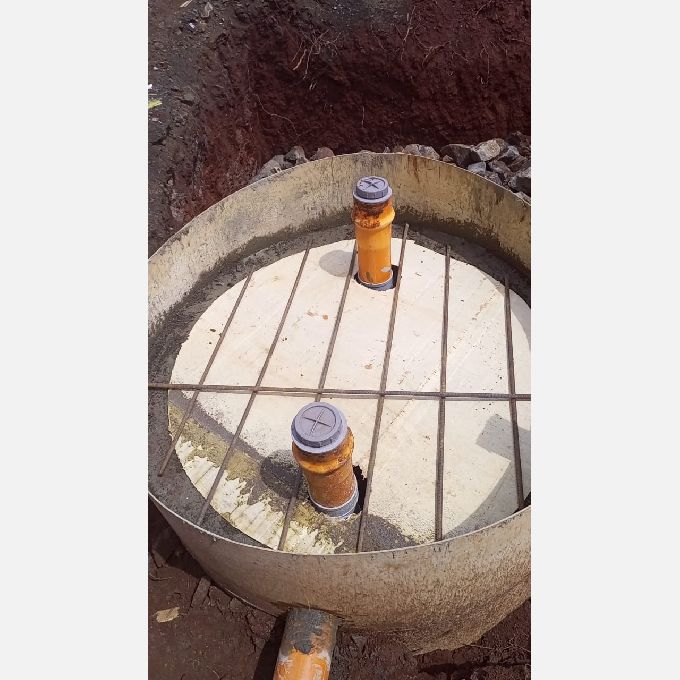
[291,402,348,454]
[167,238,531,554]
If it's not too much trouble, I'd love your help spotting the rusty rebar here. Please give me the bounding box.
[149,383,530,401]
[435,245,451,541]
[504,275,525,509]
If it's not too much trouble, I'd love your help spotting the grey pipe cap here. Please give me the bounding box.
[353,176,393,204]
[291,402,348,454]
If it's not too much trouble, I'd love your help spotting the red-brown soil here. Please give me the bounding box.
[148,0,530,254]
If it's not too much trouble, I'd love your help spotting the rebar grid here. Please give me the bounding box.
[150,230,530,548]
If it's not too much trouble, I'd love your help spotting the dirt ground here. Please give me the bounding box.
[148,0,530,254]
[148,1,530,677]
[150,503,530,680]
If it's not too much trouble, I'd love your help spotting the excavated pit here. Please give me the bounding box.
[148,0,530,254]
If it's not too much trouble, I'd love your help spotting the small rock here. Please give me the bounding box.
[507,130,531,154]
[155,607,180,623]
[383,146,391,153]
[284,145,307,165]
[250,154,286,182]
[200,1,213,18]
[149,119,169,145]
[508,166,531,195]
[515,191,531,204]
[441,155,453,163]
[179,90,195,105]
[473,137,508,162]
[467,161,487,174]
[311,146,334,160]
[497,144,521,164]
[488,159,511,180]
[392,144,404,153]
[402,143,440,160]
[468,164,502,186]
[509,155,530,172]
[440,143,480,167]
[191,576,211,608]
[481,171,503,187]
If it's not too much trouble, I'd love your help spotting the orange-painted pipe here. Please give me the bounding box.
[291,402,357,517]
[274,608,338,680]
[292,428,356,511]
[352,176,395,289]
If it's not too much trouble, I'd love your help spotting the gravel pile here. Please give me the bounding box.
[249,134,531,203]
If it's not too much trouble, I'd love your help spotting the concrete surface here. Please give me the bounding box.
[169,238,530,552]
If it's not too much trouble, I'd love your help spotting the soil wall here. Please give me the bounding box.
[148,0,530,253]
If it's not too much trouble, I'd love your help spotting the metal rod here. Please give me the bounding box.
[504,275,525,509]
[356,223,409,552]
[277,474,304,552]
[196,249,311,526]
[277,245,357,551]
[149,383,530,401]
[435,245,450,541]
[156,268,254,476]
[314,247,357,398]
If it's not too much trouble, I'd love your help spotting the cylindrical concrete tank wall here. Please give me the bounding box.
[148,152,530,653]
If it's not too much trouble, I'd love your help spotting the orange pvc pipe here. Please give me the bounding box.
[273,608,338,680]
[292,429,355,510]
[352,193,395,288]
